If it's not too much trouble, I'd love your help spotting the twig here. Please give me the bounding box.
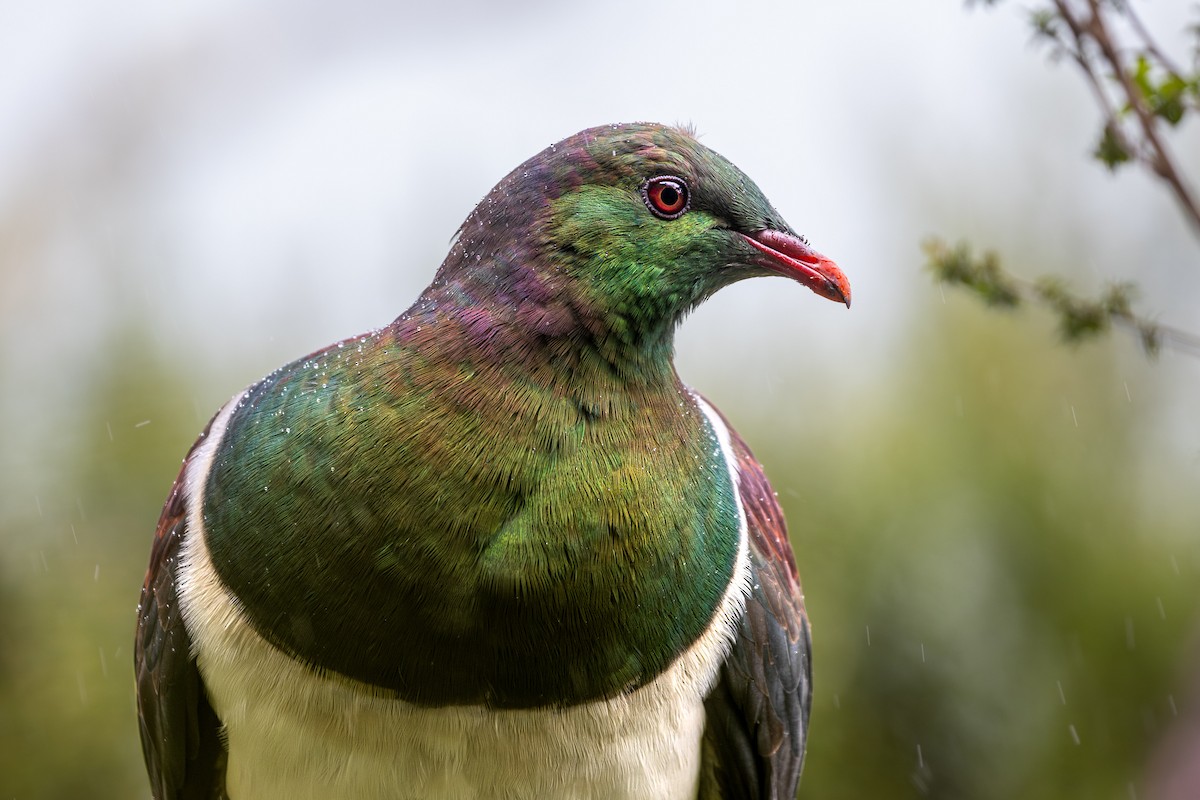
[1052,0,1200,238]
[1122,1,1189,81]
[925,239,1200,358]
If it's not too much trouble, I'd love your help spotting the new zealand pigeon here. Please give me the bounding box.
[135,122,850,799]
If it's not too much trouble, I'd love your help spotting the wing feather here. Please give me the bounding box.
[134,418,227,799]
[700,415,813,799]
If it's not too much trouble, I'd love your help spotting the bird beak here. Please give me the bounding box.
[741,229,851,308]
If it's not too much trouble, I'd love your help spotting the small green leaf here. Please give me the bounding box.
[1132,54,1154,97]
[924,239,1021,308]
[1093,123,1131,170]
[1138,323,1162,356]
[1150,74,1191,125]
[1029,8,1058,40]
[1100,283,1137,319]
[1155,96,1185,125]
[1033,277,1110,343]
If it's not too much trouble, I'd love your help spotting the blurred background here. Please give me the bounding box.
[1,1,1198,797]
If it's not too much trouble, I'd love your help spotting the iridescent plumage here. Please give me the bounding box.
[136,123,847,799]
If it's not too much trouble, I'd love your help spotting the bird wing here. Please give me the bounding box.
[700,416,814,800]
[135,417,227,800]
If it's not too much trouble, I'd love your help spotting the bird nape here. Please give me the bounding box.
[135,122,849,800]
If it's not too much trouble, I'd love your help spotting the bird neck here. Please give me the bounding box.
[416,256,679,391]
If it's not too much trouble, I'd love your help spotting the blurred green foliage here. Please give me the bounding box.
[0,329,210,798]
[785,293,1199,799]
[1,285,1196,799]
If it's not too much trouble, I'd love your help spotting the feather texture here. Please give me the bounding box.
[134,122,843,798]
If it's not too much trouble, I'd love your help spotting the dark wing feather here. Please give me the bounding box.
[134,418,228,800]
[700,415,813,800]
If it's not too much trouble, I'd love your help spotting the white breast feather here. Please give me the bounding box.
[177,390,750,800]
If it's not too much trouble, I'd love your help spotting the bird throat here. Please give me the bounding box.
[202,323,742,708]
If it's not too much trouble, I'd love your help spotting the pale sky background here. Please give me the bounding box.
[0,0,1197,519]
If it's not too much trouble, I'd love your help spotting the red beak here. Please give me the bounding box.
[740,229,851,308]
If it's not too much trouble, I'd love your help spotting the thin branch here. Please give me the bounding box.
[950,1,1200,360]
[1052,10,1144,163]
[1122,1,1189,80]
[925,239,1200,358]
[1083,0,1200,226]
[1053,0,1200,238]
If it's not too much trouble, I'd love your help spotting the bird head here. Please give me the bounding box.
[432,122,849,362]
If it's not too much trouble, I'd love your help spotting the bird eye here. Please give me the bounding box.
[642,176,690,220]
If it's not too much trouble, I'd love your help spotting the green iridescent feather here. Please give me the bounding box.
[202,123,803,707]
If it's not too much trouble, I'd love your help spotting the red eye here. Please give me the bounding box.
[642,176,690,219]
